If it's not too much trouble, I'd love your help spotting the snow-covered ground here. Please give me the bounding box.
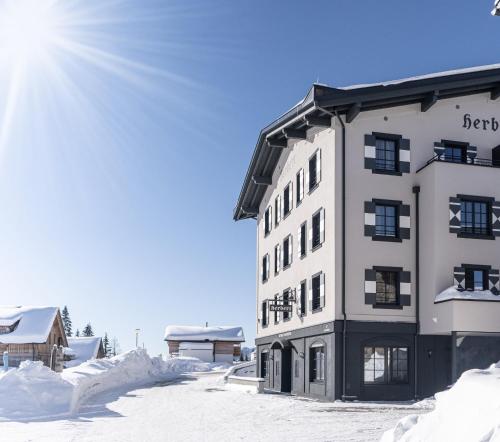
[0,349,226,420]
[382,360,500,442]
[0,365,432,441]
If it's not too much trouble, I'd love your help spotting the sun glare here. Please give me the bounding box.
[0,0,60,64]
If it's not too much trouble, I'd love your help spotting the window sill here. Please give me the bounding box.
[310,380,325,384]
[264,232,271,238]
[372,304,403,310]
[308,183,319,195]
[371,169,402,176]
[296,200,303,208]
[372,236,402,243]
[312,307,323,314]
[283,264,291,271]
[283,211,292,220]
[262,279,269,284]
[457,232,495,240]
[300,253,307,260]
[283,317,291,322]
[311,242,323,252]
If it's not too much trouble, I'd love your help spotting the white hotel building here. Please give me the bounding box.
[234,65,500,401]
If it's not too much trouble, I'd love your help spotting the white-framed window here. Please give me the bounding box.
[296,168,304,205]
[308,149,321,192]
[275,195,282,225]
[283,182,293,217]
[311,208,325,250]
[298,221,307,258]
[261,254,270,283]
[283,235,293,269]
[274,244,281,274]
[264,205,272,236]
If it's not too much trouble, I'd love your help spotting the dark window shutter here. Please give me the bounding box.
[466,145,477,163]
[399,204,411,240]
[364,201,376,237]
[364,269,377,304]
[434,142,445,158]
[489,269,500,295]
[364,134,377,170]
[399,271,411,306]
[449,197,461,234]
[454,267,465,291]
[492,201,500,237]
[399,138,410,173]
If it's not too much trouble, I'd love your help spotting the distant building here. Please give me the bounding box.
[65,336,105,368]
[0,306,68,370]
[164,325,245,363]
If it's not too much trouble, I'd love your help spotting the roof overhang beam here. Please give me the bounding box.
[282,128,307,140]
[252,175,272,186]
[421,91,438,112]
[303,115,331,127]
[491,85,500,100]
[266,138,288,148]
[346,102,361,123]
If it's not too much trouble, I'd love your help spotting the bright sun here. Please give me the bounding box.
[0,0,60,65]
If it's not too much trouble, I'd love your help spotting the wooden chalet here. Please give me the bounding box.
[0,306,68,370]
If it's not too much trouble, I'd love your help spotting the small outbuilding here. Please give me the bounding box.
[0,306,68,370]
[164,325,245,363]
[65,336,105,368]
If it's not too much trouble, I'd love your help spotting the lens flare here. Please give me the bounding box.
[0,0,60,64]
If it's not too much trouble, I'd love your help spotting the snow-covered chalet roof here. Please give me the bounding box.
[67,337,103,363]
[435,286,500,303]
[0,306,59,344]
[164,325,245,342]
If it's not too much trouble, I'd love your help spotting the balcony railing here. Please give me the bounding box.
[417,155,500,173]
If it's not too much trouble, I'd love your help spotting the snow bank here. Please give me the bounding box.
[435,286,500,303]
[0,350,216,420]
[381,361,500,442]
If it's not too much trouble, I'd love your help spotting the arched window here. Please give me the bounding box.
[309,341,325,382]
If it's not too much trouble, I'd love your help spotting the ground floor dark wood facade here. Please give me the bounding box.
[256,321,500,401]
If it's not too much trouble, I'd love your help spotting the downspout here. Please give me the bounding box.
[316,105,347,401]
[412,185,421,400]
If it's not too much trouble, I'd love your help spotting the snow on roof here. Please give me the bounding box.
[0,306,59,344]
[164,325,245,342]
[435,286,500,303]
[66,337,102,367]
[340,63,500,91]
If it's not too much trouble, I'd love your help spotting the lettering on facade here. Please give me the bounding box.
[462,113,499,131]
[270,305,293,312]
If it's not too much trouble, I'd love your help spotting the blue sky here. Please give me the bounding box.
[0,0,499,355]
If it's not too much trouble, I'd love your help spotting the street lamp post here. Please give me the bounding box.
[135,328,140,348]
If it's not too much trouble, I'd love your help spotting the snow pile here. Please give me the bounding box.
[0,361,73,419]
[0,349,216,420]
[435,286,500,303]
[381,362,500,442]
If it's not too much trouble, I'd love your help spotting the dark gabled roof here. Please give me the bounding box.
[234,64,500,221]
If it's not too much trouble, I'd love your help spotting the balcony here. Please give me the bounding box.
[417,154,500,173]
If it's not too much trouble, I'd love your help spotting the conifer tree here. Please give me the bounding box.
[82,323,94,337]
[103,332,110,357]
[61,306,72,337]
